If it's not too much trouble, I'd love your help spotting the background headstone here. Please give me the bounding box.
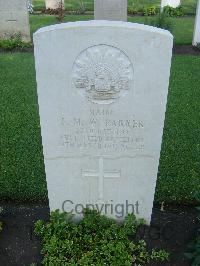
[193,0,200,46]
[45,0,65,10]
[0,0,30,42]
[34,21,173,223]
[94,0,127,21]
[161,0,181,9]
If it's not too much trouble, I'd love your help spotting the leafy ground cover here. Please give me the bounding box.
[34,210,169,265]
[0,53,200,204]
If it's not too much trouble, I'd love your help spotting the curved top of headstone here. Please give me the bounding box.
[33,20,173,39]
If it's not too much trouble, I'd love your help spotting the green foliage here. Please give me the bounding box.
[128,6,139,15]
[185,242,200,266]
[128,2,158,16]
[145,11,173,32]
[76,0,86,15]
[0,36,32,51]
[35,210,169,265]
[184,192,200,266]
[163,5,184,17]
[144,6,158,16]
[128,0,158,16]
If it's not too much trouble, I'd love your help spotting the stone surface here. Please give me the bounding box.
[0,0,30,42]
[161,0,181,9]
[34,21,173,223]
[45,0,64,10]
[94,0,127,21]
[193,0,200,46]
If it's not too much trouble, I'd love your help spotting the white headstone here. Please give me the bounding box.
[193,0,200,46]
[0,0,30,42]
[34,21,173,223]
[45,0,64,10]
[161,0,181,9]
[94,0,127,21]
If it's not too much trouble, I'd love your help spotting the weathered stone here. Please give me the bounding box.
[94,0,127,21]
[0,0,30,42]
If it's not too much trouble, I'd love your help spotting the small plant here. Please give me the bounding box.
[185,192,200,266]
[0,35,32,50]
[144,6,158,16]
[128,6,139,15]
[128,0,145,16]
[35,209,169,265]
[163,5,184,17]
[74,0,86,15]
[145,11,173,32]
[56,0,65,22]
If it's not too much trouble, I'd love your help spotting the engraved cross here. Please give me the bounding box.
[82,157,121,202]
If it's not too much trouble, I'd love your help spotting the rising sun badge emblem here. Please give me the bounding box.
[72,44,134,104]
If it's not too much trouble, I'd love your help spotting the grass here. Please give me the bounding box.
[32,0,198,15]
[0,53,200,204]
[0,53,47,202]
[156,55,200,204]
[182,0,199,15]
[169,17,195,45]
[30,14,92,36]
[128,16,195,45]
[29,14,195,45]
